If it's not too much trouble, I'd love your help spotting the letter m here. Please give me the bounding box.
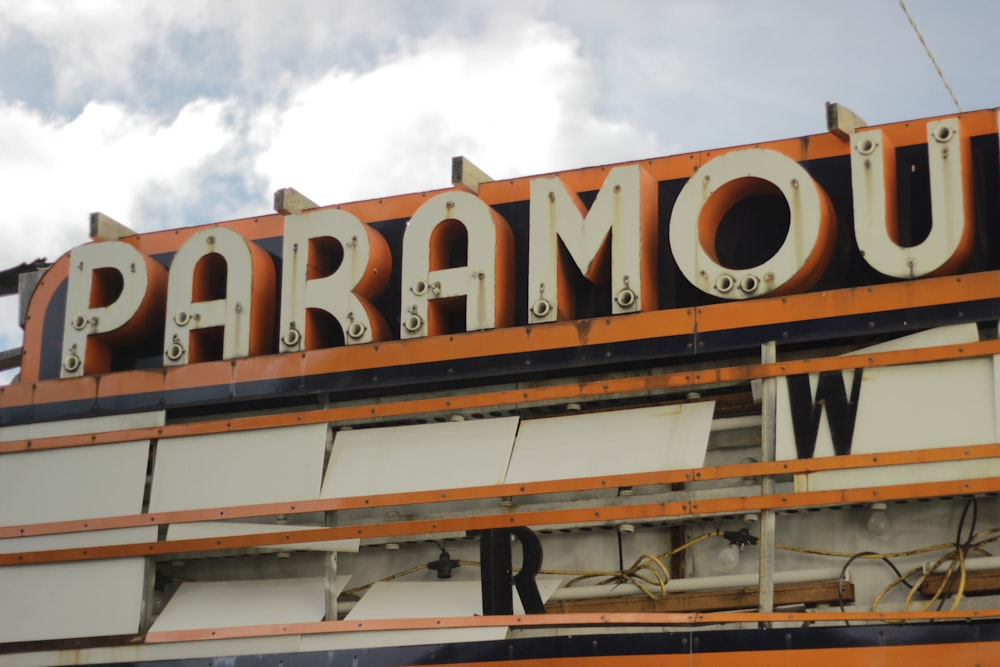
[527,165,657,323]
[786,370,863,458]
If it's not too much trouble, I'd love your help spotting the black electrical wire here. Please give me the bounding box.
[617,530,625,578]
[956,498,978,549]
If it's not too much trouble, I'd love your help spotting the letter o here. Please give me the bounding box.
[670,148,836,300]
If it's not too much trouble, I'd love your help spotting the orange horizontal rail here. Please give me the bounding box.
[3,441,999,541]
[3,337,1000,456]
[3,442,999,541]
[4,475,999,567]
[144,608,1000,644]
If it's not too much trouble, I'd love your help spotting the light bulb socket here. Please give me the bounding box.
[722,527,759,549]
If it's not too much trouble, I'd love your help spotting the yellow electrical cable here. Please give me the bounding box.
[338,524,998,617]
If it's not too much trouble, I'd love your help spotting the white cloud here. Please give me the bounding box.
[0,1,442,109]
[0,0,183,103]
[0,98,234,255]
[0,294,19,381]
[0,98,236,352]
[254,20,658,205]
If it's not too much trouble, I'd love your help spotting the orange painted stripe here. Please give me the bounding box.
[2,442,998,540]
[4,475,998,566]
[4,336,1000,455]
[143,608,1000,644]
[9,265,1000,413]
[695,272,987,331]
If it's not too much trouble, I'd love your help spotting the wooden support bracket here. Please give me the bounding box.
[451,156,493,194]
[920,569,1000,597]
[826,102,867,141]
[274,187,319,215]
[544,580,855,614]
[89,212,135,241]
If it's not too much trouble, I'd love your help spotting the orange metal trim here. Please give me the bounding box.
[143,608,1000,644]
[4,336,1000,455]
[694,272,990,331]
[7,271,1000,406]
[2,442,999,540]
[16,256,69,383]
[4,475,998,566]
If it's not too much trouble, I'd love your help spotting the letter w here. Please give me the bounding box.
[786,370,863,458]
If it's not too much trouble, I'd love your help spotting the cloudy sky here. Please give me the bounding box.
[1,0,998,380]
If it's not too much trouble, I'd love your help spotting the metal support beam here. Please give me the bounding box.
[139,558,157,634]
[758,341,777,624]
[325,510,338,620]
[324,552,338,621]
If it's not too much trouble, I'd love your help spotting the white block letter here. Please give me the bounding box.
[163,227,275,365]
[528,165,657,322]
[62,242,166,377]
[279,209,391,350]
[670,148,836,300]
[400,191,514,338]
[852,118,974,279]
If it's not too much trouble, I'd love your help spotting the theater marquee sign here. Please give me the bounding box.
[5,108,1000,424]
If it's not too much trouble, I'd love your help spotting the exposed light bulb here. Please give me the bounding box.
[867,502,891,536]
[717,543,742,571]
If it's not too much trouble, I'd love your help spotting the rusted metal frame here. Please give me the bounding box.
[4,442,1000,541]
[5,337,1000,457]
[144,608,1000,644]
[4,475,1000,567]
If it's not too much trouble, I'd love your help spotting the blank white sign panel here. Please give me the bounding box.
[149,577,331,633]
[504,402,716,484]
[321,417,519,498]
[0,526,155,644]
[0,440,149,526]
[0,559,148,643]
[149,422,327,512]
